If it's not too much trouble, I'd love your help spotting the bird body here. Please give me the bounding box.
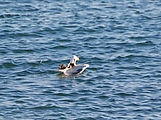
[56,55,89,75]
[64,64,89,75]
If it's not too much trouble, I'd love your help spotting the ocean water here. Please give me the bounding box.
[0,0,161,119]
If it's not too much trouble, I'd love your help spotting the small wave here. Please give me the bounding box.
[0,14,20,18]
[15,32,42,37]
[54,93,72,97]
[30,105,63,110]
[53,45,69,49]
[15,4,39,12]
[1,62,17,68]
[117,66,143,70]
[96,95,109,99]
[15,70,31,76]
[106,41,155,48]
[0,1,11,4]
[35,27,66,35]
[135,41,155,46]
[74,27,97,34]
[115,92,135,97]
[27,61,41,66]
[12,49,35,53]
[1,32,42,38]
[111,54,154,61]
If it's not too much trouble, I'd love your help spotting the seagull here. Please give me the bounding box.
[56,55,89,75]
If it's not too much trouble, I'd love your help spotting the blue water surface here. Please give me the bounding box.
[0,0,161,119]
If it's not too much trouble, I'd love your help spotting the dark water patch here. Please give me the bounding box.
[25,67,47,75]
[0,14,20,18]
[16,32,42,37]
[1,32,43,38]
[15,70,31,76]
[14,100,26,104]
[129,35,151,40]
[74,27,97,34]
[52,45,70,50]
[112,54,154,63]
[105,5,117,9]
[12,49,35,54]
[35,27,57,35]
[140,15,153,21]
[62,24,79,29]
[61,99,76,103]
[42,89,54,94]
[0,1,11,4]
[58,38,72,42]
[115,92,136,97]
[78,89,95,95]
[30,105,64,110]
[52,27,66,33]
[117,66,143,70]
[91,57,102,61]
[96,95,109,100]
[79,36,96,42]
[111,25,129,32]
[54,93,72,97]
[151,74,161,78]
[2,62,17,68]
[50,7,63,13]
[27,61,41,66]
[135,41,155,46]
[106,41,156,49]
[0,64,3,69]
[20,80,35,85]
[10,89,25,94]
[13,4,39,12]
[100,36,116,40]
[81,106,102,113]
[11,94,28,99]
[124,49,142,54]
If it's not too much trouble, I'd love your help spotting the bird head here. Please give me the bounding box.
[70,55,79,64]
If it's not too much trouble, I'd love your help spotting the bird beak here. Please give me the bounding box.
[77,57,79,61]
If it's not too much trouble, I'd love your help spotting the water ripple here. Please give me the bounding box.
[0,0,161,119]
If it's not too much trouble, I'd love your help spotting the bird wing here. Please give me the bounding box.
[65,64,89,75]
